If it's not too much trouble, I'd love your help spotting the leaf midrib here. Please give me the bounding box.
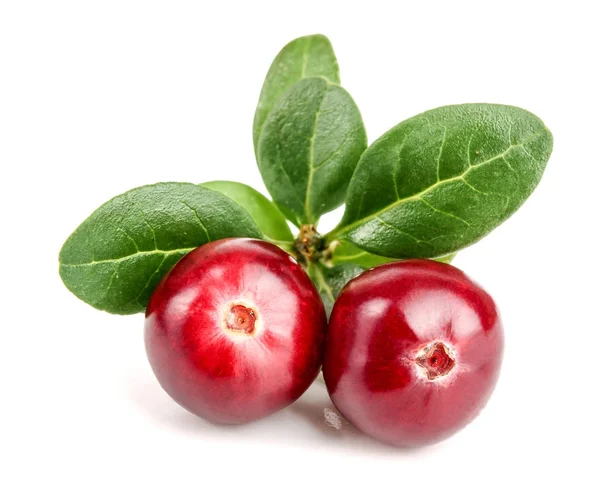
[331,132,542,239]
[303,82,329,222]
[60,247,197,267]
[255,36,336,152]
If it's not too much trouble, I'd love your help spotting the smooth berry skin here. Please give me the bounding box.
[145,238,327,425]
[323,259,503,448]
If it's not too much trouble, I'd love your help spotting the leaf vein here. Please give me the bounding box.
[503,157,517,174]
[436,125,447,182]
[466,129,478,167]
[519,144,538,162]
[112,224,140,252]
[461,179,510,211]
[418,198,471,227]
[376,217,423,244]
[392,131,412,199]
[134,203,158,250]
[461,178,489,196]
[301,37,312,78]
[60,247,197,267]
[339,132,543,239]
[134,254,167,307]
[304,86,329,222]
[105,265,119,297]
[311,131,352,172]
[182,202,211,241]
[274,142,304,224]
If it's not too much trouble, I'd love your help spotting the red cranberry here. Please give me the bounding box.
[145,238,327,424]
[323,259,503,447]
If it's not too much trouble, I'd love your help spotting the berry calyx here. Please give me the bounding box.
[415,341,456,380]
[224,303,258,335]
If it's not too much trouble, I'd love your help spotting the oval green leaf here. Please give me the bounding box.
[258,77,367,226]
[330,104,553,258]
[253,34,339,154]
[200,180,293,242]
[330,240,396,268]
[434,253,457,264]
[330,241,456,268]
[59,183,262,315]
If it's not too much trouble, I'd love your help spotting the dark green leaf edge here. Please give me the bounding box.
[59,182,262,315]
[327,104,553,258]
[200,180,294,244]
[253,34,340,155]
[257,76,367,226]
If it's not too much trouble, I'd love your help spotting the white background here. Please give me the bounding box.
[1,1,598,499]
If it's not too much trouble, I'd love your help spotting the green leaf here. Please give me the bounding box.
[257,77,367,226]
[59,183,262,315]
[253,34,339,154]
[330,241,396,268]
[330,241,456,268]
[308,262,363,316]
[435,253,457,264]
[200,181,293,242]
[330,104,553,258]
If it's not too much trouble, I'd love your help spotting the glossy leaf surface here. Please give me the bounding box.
[333,104,553,258]
[59,183,261,314]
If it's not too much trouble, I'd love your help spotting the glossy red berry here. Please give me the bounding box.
[323,259,503,447]
[145,238,327,424]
